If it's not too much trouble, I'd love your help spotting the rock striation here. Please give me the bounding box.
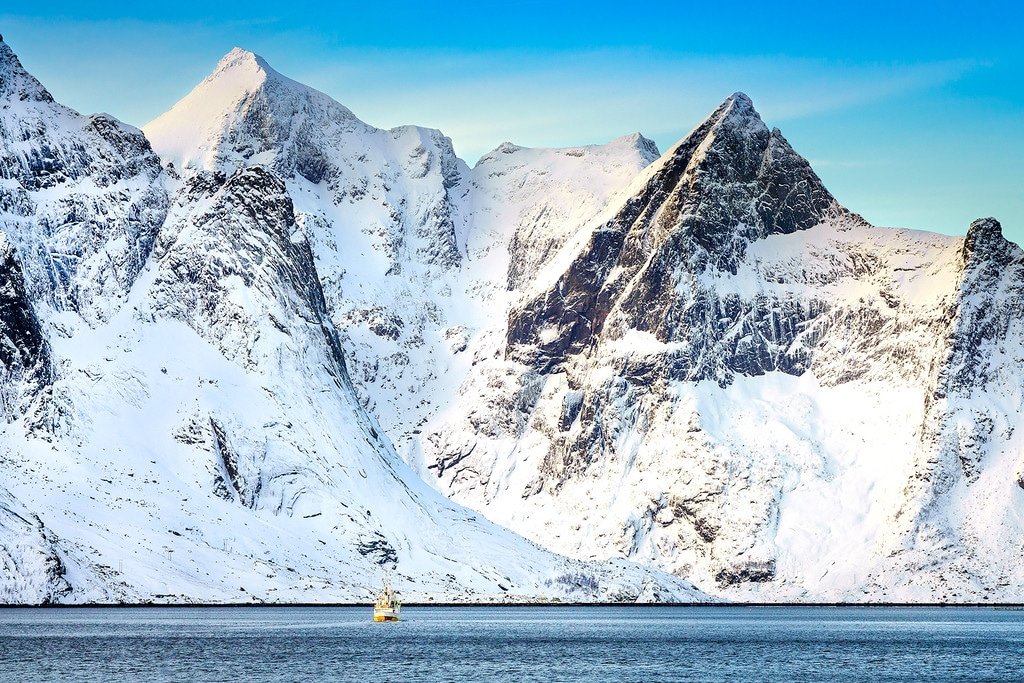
[2,40,1022,604]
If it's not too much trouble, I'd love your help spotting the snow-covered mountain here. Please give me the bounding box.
[0,38,705,604]
[420,93,1024,602]
[2,39,1021,605]
[144,47,662,466]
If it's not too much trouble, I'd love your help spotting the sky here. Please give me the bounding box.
[2,1,1022,241]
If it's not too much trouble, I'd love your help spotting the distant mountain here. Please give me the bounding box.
[2,36,1021,605]
[0,38,703,604]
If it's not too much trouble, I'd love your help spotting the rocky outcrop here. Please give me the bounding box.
[422,95,1024,601]
[149,165,347,375]
[893,218,1024,542]
[0,39,167,322]
[0,41,710,604]
[0,234,49,421]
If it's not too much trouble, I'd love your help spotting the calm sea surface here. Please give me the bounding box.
[1,606,1022,682]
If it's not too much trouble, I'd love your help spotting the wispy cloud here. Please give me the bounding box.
[0,14,983,162]
[291,49,981,162]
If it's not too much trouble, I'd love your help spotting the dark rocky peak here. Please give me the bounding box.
[649,92,841,270]
[506,93,844,371]
[0,38,54,103]
[0,233,51,418]
[652,92,766,180]
[961,217,1018,267]
[687,91,768,166]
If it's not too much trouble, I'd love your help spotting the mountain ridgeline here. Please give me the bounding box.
[0,37,1021,604]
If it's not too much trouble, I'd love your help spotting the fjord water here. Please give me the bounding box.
[1,606,1021,681]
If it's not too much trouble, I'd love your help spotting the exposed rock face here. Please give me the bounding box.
[2,40,1022,604]
[0,40,167,322]
[420,96,1024,602]
[0,41,707,604]
[0,234,50,421]
[150,165,347,374]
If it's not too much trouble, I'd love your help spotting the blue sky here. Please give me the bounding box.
[2,1,1021,241]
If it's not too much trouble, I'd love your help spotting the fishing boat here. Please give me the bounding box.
[373,576,401,622]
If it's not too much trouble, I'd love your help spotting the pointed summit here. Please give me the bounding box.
[144,48,363,174]
[727,90,753,106]
[659,92,766,159]
[507,93,845,367]
[0,37,53,103]
[710,91,765,131]
[635,91,840,264]
[962,217,1016,267]
[212,47,275,76]
[188,47,281,96]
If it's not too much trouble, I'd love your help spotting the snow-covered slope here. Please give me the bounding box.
[4,41,1021,605]
[144,47,661,463]
[146,49,468,445]
[0,39,706,604]
[0,38,167,323]
[419,94,1024,602]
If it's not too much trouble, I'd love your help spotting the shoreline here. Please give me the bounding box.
[2,602,1023,609]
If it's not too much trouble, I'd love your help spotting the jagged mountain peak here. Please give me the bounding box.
[726,90,753,106]
[652,91,767,165]
[144,48,363,174]
[625,91,842,268]
[0,37,53,103]
[964,216,1006,254]
[710,91,765,132]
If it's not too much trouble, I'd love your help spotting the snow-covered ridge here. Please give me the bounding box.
[0,37,168,323]
[0,38,707,604]
[2,40,1022,604]
[415,90,1024,602]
